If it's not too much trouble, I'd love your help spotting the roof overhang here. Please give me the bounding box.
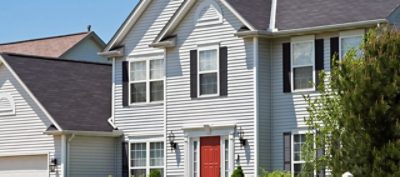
[104,0,152,52]
[44,130,124,137]
[152,0,256,47]
[235,19,388,38]
[98,46,125,58]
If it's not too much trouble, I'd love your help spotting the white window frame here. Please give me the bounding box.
[197,45,220,97]
[129,138,165,177]
[0,93,15,116]
[291,129,316,177]
[128,57,164,105]
[290,35,316,92]
[339,29,365,60]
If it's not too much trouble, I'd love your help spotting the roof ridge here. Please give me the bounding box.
[0,32,90,45]
[0,52,111,66]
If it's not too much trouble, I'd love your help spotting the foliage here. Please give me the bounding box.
[149,170,162,177]
[259,170,291,177]
[231,166,245,177]
[303,25,400,177]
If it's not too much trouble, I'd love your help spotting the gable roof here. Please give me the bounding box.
[0,31,106,58]
[1,53,113,132]
[276,0,400,31]
[225,0,271,30]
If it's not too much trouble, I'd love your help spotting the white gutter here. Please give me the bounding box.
[44,130,123,137]
[236,19,388,38]
[268,0,278,32]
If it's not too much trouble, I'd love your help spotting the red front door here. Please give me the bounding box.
[200,136,220,177]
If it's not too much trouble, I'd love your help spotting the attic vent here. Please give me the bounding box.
[196,0,223,26]
[0,94,15,116]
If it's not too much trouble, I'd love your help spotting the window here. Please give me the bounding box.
[193,140,199,177]
[292,134,307,177]
[291,37,315,91]
[130,142,164,177]
[198,47,219,96]
[129,59,164,104]
[224,139,229,177]
[340,34,364,59]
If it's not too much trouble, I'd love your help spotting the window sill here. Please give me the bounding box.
[128,101,164,107]
[290,88,316,94]
[192,95,227,100]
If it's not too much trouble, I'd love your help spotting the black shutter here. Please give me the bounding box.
[122,61,129,107]
[316,132,326,177]
[122,142,129,177]
[315,39,324,90]
[190,50,198,98]
[330,37,339,68]
[219,47,228,96]
[283,132,292,171]
[283,43,291,93]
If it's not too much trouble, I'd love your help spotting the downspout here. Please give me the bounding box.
[61,135,67,177]
[253,37,259,176]
[108,57,117,129]
[268,0,278,32]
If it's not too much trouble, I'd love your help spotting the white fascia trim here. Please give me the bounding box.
[235,19,387,38]
[181,122,237,132]
[44,130,123,137]
[253,37,259,175]
[0,151,50,157]
[268,0,278,32]
[105,0,152,51]
[0,56,63,131]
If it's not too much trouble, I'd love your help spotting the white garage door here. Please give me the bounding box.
[0,154,48,177]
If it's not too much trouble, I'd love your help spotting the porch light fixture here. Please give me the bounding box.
[238,126,247,147]
[168,130,177,151]
[50,158,58,172]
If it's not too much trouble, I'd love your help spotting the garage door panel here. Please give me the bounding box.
[0,155,47,177]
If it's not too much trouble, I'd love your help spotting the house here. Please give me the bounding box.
[0,31,109,63]
[0,53,121,177]
[100,0,400,177]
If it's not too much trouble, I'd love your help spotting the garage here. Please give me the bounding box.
[0,154,48,177]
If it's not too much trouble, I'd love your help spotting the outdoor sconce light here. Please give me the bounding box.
[50,158,58,172]
[168,130,177,151]
[238,126,247,147]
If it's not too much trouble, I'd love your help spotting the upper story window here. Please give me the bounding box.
[129,59,164,104]
[340,29,365,59]
[0,93,15,116]
[291,36,315,92]
[198,46,219,97]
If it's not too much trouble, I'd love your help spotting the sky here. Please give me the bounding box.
[0,0,139,44]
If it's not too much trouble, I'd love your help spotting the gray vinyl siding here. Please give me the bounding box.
[269,33,335,170]
[0,65,62,177]
[69,136,117,177]
[258,39,272,171]
[114,0,183,137]
[62,38,109,63]
[165,1,255,176]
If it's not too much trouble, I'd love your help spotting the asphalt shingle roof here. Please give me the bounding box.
[1,53,113,132]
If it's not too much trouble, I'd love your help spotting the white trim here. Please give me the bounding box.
[0,93,15,116]
[197,45,220,98]
[339,29,365,60]
[0,56,63,131]
[268,0,278,32]
[105,0,152,51]
[253,36,259,176]
[163,48,168,177]
[44,130,123,137]
[290,35,316,92]
[128,139,165,177]
[61,135,67,177]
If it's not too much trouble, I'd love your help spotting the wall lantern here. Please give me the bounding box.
[238,126,247,147]
[50,158,58,172]
[168,130,177,151]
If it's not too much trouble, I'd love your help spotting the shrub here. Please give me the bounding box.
[149,170,161,177]
[260,170,291,177]
[231,166,245,177]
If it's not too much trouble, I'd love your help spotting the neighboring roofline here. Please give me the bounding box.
[43,130,123,137]
[0,54,64,131]
[153,0,256,44]
[61,31,107,58]
[0,32,89,46]
[104,0,151,52]
[235,19,387,38]
[1,52,111,66]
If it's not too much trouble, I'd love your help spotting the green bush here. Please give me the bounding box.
[260,170,291,177]
[231,166,245,177]
[149,170,161,177]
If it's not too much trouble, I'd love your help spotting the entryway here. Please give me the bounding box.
[200,136,220,177]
